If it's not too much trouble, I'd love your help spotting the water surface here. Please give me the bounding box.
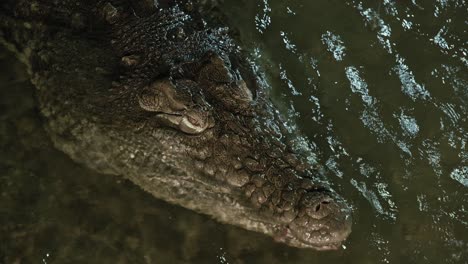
[1,0,467,263]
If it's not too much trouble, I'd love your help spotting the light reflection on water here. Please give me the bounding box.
[1,0,467,263]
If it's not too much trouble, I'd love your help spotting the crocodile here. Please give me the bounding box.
[0,0,352,250]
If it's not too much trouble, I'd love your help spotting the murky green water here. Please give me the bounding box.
[1,0,467,263]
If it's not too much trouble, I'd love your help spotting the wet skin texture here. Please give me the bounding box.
[0,0,352,250]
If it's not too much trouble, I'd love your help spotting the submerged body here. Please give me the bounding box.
[0,0,352,249]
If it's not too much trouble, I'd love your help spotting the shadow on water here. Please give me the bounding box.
[1,0,467,263]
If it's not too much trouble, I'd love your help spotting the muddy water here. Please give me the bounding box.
[1,0,467,263]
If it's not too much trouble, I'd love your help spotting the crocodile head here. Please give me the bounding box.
[102,5,353,250]
[1,1,352,250]
[130,54,353,250]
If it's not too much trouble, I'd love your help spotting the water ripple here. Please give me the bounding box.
[255,0,271,34]
[358,6,393,53]
[397,111,419,137]
[345,66,374,106]
[321,31,346,61]
[394,55,431,101]
[280,31,297,54]
[450,166,468,187]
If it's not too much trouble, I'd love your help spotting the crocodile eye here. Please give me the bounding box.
[138,89,161,112]
[138,79,213,134]
[138,79,187,113]
[179,110,213,134]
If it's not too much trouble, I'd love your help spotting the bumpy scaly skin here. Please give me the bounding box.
[0,0,352,249]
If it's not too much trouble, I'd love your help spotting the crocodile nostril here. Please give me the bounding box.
[299,192,337,219]
[314,200,330,212]
[315,204,321,212]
